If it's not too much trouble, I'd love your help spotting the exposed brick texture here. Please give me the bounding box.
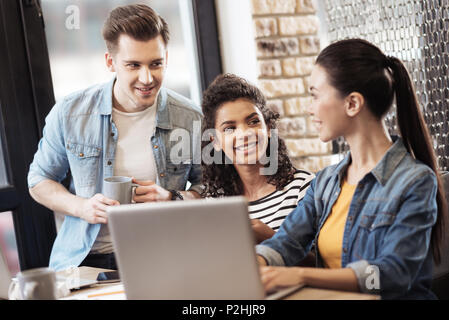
[251,0,331,172]
[256,38,300,58]
[282,56,315,76]
[267,99,284,117]
[296,0,317,13]
[258,59,282,77]
[251,0,296,15]
[299,36,321,54]
[254,18,278,38]
[284,96,312,116]
[259,78,305,98]
[278,16,320,36]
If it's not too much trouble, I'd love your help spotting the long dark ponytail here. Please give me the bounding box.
[316,39,447,264]
[387,56,447,264]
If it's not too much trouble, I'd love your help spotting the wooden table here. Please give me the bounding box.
[61,267,379,300]
[285,287,378,300]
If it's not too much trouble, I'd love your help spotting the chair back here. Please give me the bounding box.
[432,171,449,299]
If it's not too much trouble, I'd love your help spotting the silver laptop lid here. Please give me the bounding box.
[0,247,11,299]
[107,196,265,300]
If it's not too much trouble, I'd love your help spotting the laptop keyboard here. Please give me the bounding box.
[265,284,304,300]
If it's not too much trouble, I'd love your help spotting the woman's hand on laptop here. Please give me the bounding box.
[77,193,120,224]
[132,179,171,202]
[260,266,305,293]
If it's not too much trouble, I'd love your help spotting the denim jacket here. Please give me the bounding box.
[28,78,203,271]
[256,137,438,299]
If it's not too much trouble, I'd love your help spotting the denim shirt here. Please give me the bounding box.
[256,137,438,299]
[27,78,203,271]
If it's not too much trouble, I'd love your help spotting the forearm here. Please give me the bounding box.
[300,267,359,292]
[257,255,268,266]
[29,179,84,218]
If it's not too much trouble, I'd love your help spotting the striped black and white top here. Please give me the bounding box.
[248,170,315,231]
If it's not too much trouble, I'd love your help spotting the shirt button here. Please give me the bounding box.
[343,248,348,253]
[107,160,112,166]
[154,145,159,149]
[79,153,84,157]
[111,132,115,137]
[160,173,165,177]
[348,216,353,221]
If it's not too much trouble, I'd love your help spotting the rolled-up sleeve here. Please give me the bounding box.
[255,244,286,266]
[186,163,203,195]
[27,101,69,188]
[346,259,379,294]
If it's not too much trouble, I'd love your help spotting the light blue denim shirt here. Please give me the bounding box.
[28,78,203,271]
[256,137,438,299]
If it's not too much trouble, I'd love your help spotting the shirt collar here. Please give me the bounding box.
[154,87,172,130]
[100,77,172,130]
[333,136,408,186]
[99,77,115,115]
[370,136,408,185]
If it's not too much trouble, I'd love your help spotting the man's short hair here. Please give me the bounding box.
[102,4,170,54]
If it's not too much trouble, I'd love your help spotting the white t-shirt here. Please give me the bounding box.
[91,103,158,254]
[111,105,158,181]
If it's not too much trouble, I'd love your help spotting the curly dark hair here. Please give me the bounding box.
[201,73,295,197]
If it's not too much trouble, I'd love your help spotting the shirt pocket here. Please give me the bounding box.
[353,212,396,260]
[66,142,101,188]
[359,212,396,231]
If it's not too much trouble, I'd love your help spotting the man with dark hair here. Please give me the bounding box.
[27,4,202,271]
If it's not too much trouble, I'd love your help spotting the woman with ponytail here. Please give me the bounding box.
[255,39,447,299]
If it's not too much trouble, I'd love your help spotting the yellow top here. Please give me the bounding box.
[317,179,357,268]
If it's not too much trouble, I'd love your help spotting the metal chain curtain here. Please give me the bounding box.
[323,0,449,171]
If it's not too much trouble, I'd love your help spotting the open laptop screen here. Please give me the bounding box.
[108,196,266,300]
[0,211,20,276]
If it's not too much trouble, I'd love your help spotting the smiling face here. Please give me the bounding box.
[308,65,349,142]
[106,34,167,113]
[213,98,270,166]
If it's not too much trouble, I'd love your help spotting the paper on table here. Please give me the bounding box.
[60,284,126,300]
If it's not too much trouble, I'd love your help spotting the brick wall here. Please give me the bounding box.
[251,0,334,173]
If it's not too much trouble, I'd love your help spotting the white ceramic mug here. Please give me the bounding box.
[103,176,139,204]
[8,267,57,300]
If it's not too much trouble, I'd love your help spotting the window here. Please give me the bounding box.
[41,0,201,105]
[0,133,8,188]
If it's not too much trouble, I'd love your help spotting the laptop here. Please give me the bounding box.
[0,248,11,299]
[107,196,303,300]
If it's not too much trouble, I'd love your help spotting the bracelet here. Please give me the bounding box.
[170,190,184,201]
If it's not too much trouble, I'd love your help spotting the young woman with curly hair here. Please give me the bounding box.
[201,73,314,244]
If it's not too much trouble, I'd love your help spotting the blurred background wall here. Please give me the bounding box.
[249,0,335,173]
[239,0,449,173]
